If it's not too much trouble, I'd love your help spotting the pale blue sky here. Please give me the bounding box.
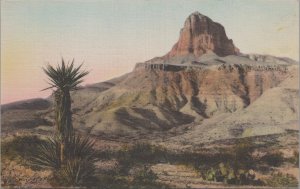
[1,0,299,103]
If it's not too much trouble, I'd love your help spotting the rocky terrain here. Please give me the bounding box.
[166,11,239,58]
[1,12,299,188]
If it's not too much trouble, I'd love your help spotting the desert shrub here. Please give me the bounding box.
[127,143,155,161]
[203,163,263,185]
[287,151,299,166]
[232,138,255,170]
[293,151,299,166]
[97,149,115,160]
[126,143,167,163]
[260,151,284,167]
[2,135,44,162]
[132,166,158,183]
[117,143,168,174]
[204,167,217,181]
[265,172,298,187]
[30,134,97,186]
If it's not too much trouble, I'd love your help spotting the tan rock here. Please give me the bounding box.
[166,12,239,58]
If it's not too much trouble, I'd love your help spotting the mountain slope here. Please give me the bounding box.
[166,65,299,146]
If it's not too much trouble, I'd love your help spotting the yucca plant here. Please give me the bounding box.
[30,135,61,169]
[42,58,89,163]
[31,58,97,186]
[62,134,97,186]
[31,134,98,186]
[64,134,97,162]
[57,158,96,186]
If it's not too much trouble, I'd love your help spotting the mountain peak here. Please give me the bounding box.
[166,12,239,58]
[190,11,205,17]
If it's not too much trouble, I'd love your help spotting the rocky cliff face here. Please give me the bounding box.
[68,64,289,135]
[166,12,239,58]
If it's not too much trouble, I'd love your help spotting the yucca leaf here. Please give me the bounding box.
[43,59,88,92]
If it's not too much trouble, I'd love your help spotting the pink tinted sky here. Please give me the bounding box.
[1,0,299,104]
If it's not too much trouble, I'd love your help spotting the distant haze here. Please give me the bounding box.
[1,0,299,104]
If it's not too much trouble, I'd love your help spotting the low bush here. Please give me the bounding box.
[132,166,158,183]
[293,151,299,166]
[265,172,298,187]
[1,135,44,164]
[287,151,299,166]
[122,143,168,163]
[260,151,284,167]
[116,143,168,174]
[232,138,255,170]
[203,162,263,185]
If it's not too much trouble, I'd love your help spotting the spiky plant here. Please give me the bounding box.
[43,59,89,163]
[64,134,97,162]
[31,134,98,186]
[30,136,61,170]
[58,158,96,186]
[31,58,97,186]
[56,134,97,186]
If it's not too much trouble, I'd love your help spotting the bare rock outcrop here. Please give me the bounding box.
[166,12,239,58]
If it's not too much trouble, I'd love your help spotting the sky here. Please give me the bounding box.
[1,0,299,104]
